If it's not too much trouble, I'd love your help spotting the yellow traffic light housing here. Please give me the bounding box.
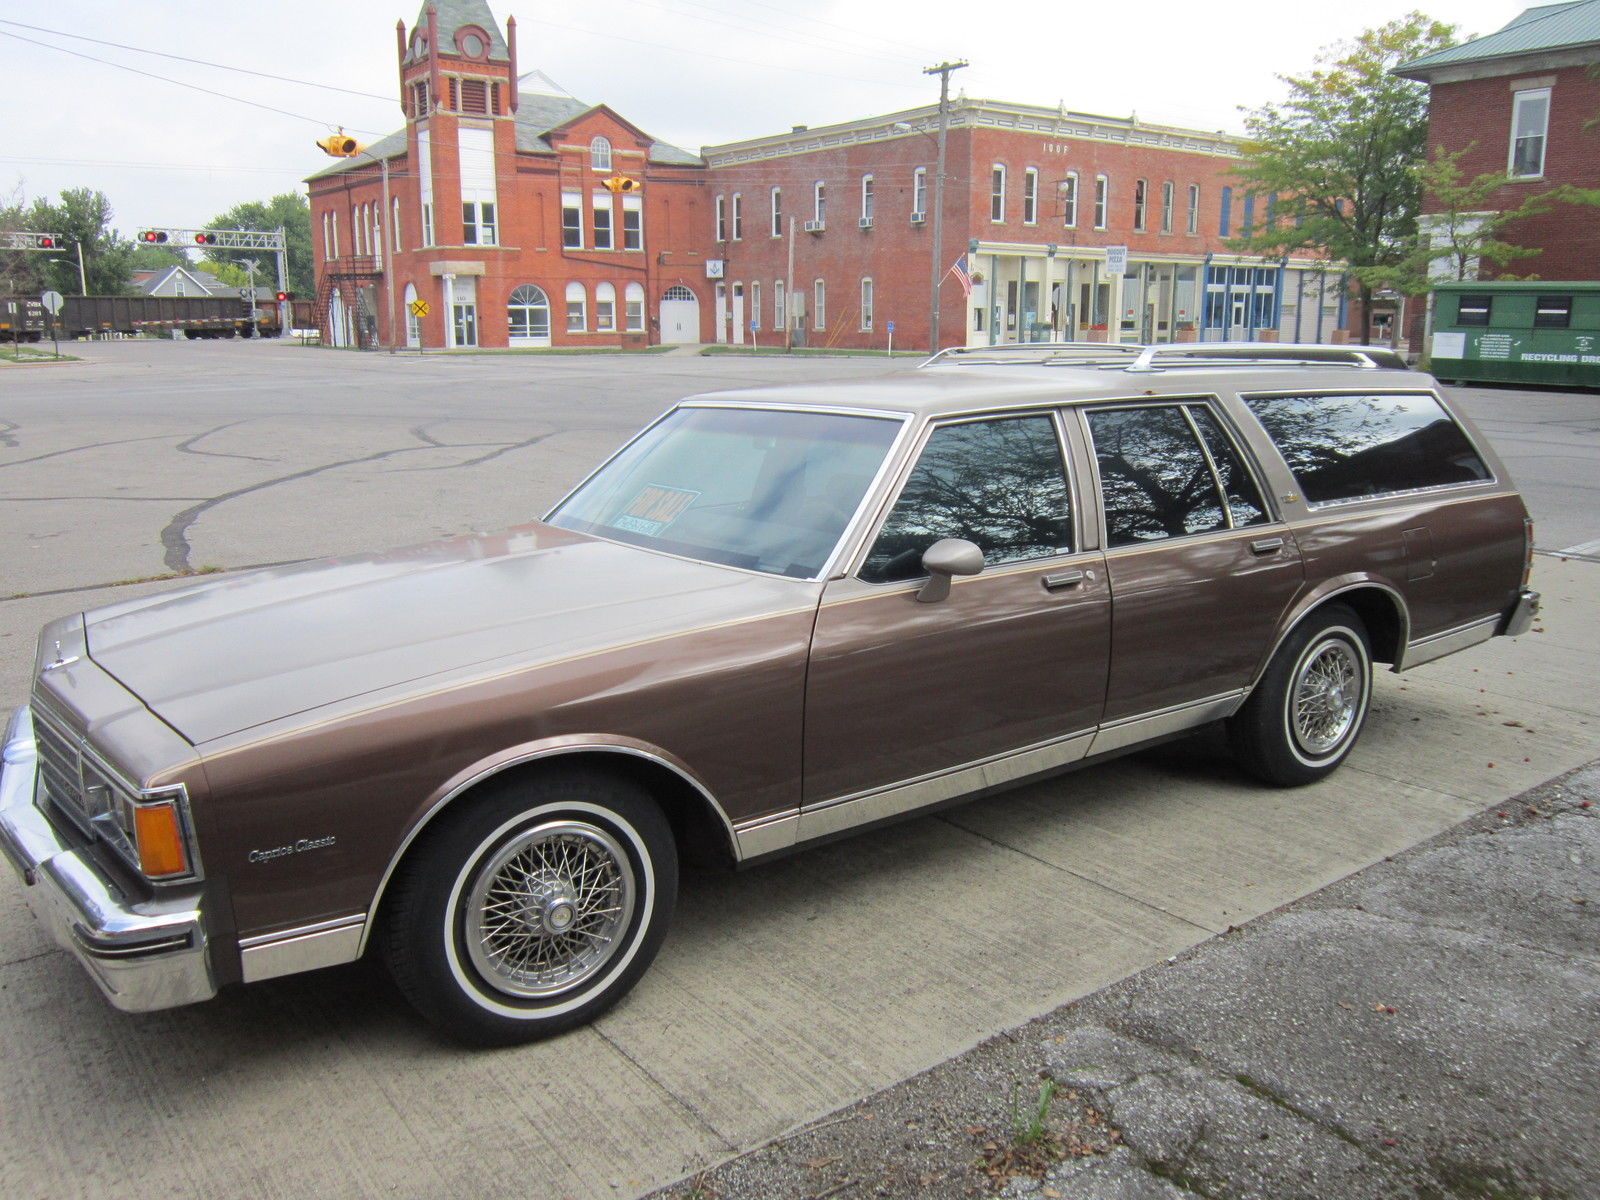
[603,175,639,194]
[316,130,365,158]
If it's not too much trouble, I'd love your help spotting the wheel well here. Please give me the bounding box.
[1318,587,1404,666]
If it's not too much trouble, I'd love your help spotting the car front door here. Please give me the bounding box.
[800,411,1111,839]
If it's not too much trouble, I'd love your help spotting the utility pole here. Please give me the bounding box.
[924,59,967,355]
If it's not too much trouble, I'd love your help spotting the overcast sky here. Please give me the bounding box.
[1,0,1529,236]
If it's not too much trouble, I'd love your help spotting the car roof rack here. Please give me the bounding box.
[920,341,1409,373]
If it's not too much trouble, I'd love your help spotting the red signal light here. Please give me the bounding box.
[194,232,213,245]
[39,236,55,248]
[275,291,290,302]
[140,230,168,244]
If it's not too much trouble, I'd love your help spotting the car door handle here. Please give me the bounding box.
[1249,537,1285,556]
[1041,570,1086,591]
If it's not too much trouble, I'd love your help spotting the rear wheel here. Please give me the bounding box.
[1229,605,1372,786]
[380,769,677,1045]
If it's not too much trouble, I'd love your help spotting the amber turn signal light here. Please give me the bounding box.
[132,801,191,878]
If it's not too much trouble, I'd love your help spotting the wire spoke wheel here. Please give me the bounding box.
[463,820,636,998]
[1292,638,1362,756]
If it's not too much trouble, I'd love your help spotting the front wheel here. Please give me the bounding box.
[380,770,677,1045]
[1229,605,1372,787]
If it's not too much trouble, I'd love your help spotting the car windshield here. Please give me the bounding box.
[547,406,903,578]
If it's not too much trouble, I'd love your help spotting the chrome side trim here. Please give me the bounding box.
[1087,691,1246,758]
[1251,581,1412,686]
[796,729,1095,843]
[240,914,366,983]
[733,811,799,859]
[360,743,738,954]
[1398,615,1499,672]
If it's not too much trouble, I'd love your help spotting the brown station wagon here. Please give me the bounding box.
[1,343,1539,1044]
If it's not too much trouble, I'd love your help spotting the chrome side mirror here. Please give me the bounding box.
[916,538,984,603]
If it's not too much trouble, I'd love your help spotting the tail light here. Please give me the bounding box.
[1522,516,1535,587]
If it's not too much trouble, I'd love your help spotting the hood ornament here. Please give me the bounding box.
[42,641,80,672]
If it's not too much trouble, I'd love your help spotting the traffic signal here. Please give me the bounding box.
[603,175,639,193]
[315,131,363,158]
[275,292,292,302]
[194,232,214,245]
[140,230,168,244]
[38,235,55,249]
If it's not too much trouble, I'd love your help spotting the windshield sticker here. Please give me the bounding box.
[611,484,700,536]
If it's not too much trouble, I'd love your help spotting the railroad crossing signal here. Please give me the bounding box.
[276,291,291,302]
[3,231,62,250]
[193,232,215,245]
[408,299,429,318]
[140,230,169,244]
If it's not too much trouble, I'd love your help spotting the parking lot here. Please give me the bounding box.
[2,340,1598,1200]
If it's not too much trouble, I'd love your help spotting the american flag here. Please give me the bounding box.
[948,253,972,296]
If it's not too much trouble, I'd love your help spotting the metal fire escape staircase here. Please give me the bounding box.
[315,255,383,347]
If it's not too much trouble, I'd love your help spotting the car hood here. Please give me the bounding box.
[84,523,815,744]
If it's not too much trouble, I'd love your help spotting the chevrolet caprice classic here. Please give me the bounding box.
[0,343,1539,1044]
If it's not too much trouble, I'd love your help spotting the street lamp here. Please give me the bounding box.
[47,243,88,295]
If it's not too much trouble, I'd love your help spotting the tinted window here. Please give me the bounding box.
[1456,295,1492,326]
[1244,393,1491,506]
[1189,407,1270,529]
[860,415,1072,583]
[549,407,900,579]
[1088,406,1230,547]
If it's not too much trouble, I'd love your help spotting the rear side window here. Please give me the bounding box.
[1087,403,1269,548]
[1244,392,1491,507]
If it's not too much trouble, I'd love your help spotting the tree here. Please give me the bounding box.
[2,184,134,296]
[1229,13,1459,338]
[1362,147,1559,295]
[202,192,313,297]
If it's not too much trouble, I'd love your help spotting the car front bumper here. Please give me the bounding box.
[0,705,216,1013]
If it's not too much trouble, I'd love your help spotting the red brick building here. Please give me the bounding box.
[307,0,712,349]
[310,1,1343,351]
[703,104,1341,352]
[1397,0,1600,281]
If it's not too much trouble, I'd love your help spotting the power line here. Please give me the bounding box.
[0,18,393,103]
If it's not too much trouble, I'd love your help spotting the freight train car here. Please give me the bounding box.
[0,296,48,342]
[0,295,314,341]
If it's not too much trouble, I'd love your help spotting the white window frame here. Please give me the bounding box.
[860,277,874,331]
[731,192,743,240]
[770,187,782,237]
[1160,181,1174,234]
[715,194,727,242]
[1187,184,1199,235]
[565,282,587,332]
[1094,175,1108,230]
[1062,172,1078,228]
[622,195,643,251]
[913,167,927,218]
[751,281,762,330]
[814,181,826,224]
[1508,87,1551,179]
[561,192,582,249]
[592,191,614,250]
[860,174,874,223]
[590,136,612,172]
[392,197,402,251]
[774,280,785,329]
[1133,179,1148,232]
[462,199,496,246]
[990,164,1006,223]
[813,277,826,331]
[1023,168,1038,225]
[595,282,616,332]
[624,282,645,332]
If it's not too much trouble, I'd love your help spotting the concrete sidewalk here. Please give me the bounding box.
[650,764,1598,1200]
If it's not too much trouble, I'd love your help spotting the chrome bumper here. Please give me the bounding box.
[0,706,216,1013]
[1501,588,1541,638]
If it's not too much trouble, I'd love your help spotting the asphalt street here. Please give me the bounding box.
[1,340,1596,1200]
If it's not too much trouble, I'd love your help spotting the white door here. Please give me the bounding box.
[731,283,745,345]
[713,281,728,344]
[659,287,700,344]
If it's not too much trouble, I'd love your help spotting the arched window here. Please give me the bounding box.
[624,282,645,331]
[663,285,695,301]
[565,281,587,332]
[596,282,617,332]
[590,137,612,171]
[508,284,550,342]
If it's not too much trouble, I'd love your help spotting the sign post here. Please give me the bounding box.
[886,319,895,357]
[40,290,63,357]
[408,298,429,354]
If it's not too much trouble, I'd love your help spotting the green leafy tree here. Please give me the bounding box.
[1229,13,1459,338]
[1363,147,1560,295]
[2,185,134,296]
[201,192,313,296]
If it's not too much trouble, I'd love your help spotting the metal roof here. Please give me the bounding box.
[1396,0,1600,76]
[410,0,510,61]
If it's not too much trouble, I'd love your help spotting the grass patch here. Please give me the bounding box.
[0,343,79,363]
